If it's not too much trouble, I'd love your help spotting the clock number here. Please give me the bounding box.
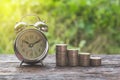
[30,35,33,39]
[39,48,43,52]
[25,36,29,41]
[20,44,23,47]
[40,43,44,47]
[26,51,29,57]
[35,36,38,40]
[22,49,25,52]
[34,51,38,57]
[39,48,40,52]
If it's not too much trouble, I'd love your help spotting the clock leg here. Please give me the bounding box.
[40,60,44,66]
[20,60,24,67]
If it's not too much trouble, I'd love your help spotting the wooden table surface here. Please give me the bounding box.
[0,54,120,80]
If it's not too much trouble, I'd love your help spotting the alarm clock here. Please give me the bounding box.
[14,15,48,66]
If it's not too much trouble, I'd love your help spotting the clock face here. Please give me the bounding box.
[15,29,47,61]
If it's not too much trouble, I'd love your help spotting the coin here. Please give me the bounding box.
[56,44,67,52]
[90,57,101,67]
[79,53,90,67]
[67,49,79,67]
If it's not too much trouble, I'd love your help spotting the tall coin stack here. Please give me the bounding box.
[79,53,90,67]
[56,44,68,67]
[68,49,79,67]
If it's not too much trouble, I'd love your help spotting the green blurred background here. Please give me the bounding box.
[0,0,120,54]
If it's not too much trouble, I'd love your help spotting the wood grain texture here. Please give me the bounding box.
[0,54,120,80]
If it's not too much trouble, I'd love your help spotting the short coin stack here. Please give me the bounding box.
[56,44,68,66]
[90,57,101,67]
[79,53,90,67]
[68,49,79,66]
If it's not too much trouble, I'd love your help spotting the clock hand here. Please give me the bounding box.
[32,39,41,46]
[22,40,30,45]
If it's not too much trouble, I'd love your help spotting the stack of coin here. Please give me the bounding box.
[90,57,101,67]
[68,49,79,67]
[79,53,90,67]
[56,44,68,67]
